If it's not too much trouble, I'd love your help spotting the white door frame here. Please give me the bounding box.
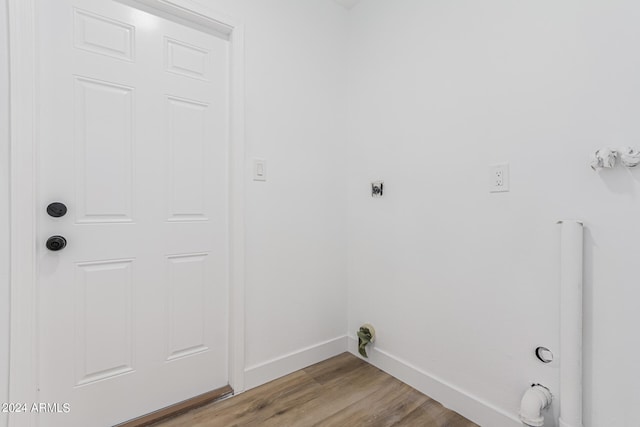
[7,1,246,424]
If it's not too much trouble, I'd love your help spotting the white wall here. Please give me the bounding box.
[9,1,638,425]
[193,0,350,383]
[347,1,640,426]
[1,0,10,425]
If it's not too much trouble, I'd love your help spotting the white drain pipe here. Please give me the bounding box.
[519,384,552,427]
[557,220,584,427]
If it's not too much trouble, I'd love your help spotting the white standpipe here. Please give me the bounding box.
[558,220,584,427]
[519,385,553,427]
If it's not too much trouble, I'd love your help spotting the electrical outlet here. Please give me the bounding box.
[489,164,509,193]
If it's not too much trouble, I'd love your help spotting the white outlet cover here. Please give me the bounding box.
[489,164,509,193]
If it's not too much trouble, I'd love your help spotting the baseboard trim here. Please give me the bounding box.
[115,385,233,427]
[347,336,521,427]
[244,335,348,390]
[242,335,520,426]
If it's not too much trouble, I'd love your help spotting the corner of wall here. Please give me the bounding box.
[1,0,11,425]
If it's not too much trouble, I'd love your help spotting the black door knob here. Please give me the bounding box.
[47,202,67,218]
[46,236,67,251]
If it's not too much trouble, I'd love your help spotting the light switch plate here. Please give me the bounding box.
[253,158,266,181]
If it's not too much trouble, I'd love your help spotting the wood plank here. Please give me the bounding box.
[303,352,368,385]
[161,370,323,427]
[116,385,233,427]
[259,361,393,426]
[391,398,464,427]
[315,377,430,427]
[151,353,479,427]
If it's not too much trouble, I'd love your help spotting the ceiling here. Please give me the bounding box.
[333,0,361,10]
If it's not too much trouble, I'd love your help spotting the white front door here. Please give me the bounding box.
[36,0,230,425]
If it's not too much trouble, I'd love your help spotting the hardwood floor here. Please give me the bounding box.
[152,353,478,427]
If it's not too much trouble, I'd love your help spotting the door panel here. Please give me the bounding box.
[36,0,230,425]
[73,8,135,61]
[75,259,135,386]
[166,253,209,361]
[166,96,209,221]
[165,37,212,80]
[74,76,134,223]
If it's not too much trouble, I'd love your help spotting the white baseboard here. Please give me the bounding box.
[244,336,348,390]
[347,336,521,427]
[243,335,521,427]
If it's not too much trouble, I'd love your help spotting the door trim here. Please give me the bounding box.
[7,1,246,425]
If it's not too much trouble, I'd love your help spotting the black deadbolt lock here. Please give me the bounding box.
[46,235,67,251]
[47,202,67,218]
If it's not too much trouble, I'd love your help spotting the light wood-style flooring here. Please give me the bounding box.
[152,352,478,427]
